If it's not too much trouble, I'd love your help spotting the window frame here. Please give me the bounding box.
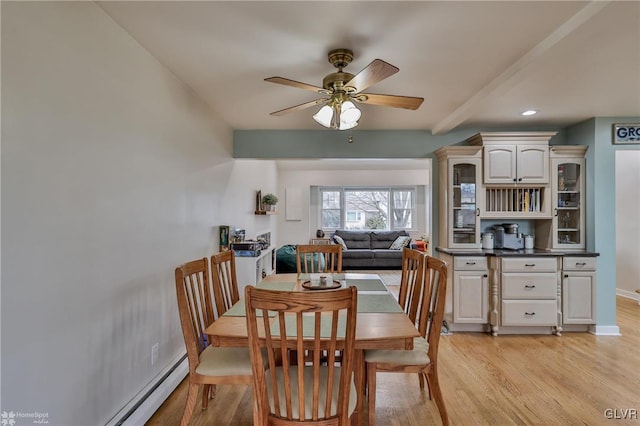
[318,186,417,232]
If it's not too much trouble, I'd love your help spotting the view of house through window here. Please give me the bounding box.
[320,187,415,231]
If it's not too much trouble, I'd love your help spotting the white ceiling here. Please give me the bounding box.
[98,1,640,134]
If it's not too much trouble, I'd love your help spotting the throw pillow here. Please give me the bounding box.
[333,235,348,251]
[389,235,411,250]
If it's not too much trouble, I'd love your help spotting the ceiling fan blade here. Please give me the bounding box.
[345,59,399,93]
[265,77,328,94]
[355,93,424,110]
[270,98,328,116]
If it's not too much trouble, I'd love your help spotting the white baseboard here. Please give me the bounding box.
[106,353,188,426]
[590,325,621,336]
[617,288,640,302]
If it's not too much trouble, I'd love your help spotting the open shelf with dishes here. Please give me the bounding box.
[482,187,551,218]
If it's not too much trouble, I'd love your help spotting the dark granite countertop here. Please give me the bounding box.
[436,247,599,257]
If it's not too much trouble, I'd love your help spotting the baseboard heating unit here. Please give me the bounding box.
[105,353,188,426]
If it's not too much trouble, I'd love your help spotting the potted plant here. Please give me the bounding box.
[261,193,278,211]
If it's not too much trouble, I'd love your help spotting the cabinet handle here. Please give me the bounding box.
[524,312,536,316]
[476,208,480,216]
[518,178,523,182]
[554,208,558,217]
[564,274,569,278]
[466,262,476,265]
[513,178,517,182]
[576,262,586,266]
[524,264,536,267]
[524,284,536,289]
[483,274,488,278]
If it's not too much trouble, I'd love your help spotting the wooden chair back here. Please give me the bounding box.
[422,256,448,367]
[211,250,239,317]
[175,258,255,425]
[245,286,358,425]
[175,258,215,372]
[397,247,426,321]
[295,244,343,273]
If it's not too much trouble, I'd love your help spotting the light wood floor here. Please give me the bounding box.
[148,273,640,425]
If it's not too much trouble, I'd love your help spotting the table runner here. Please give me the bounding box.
[345,279,387,292]
[224,279,400,316]
[356,294,404,313]
[271,314,347,338]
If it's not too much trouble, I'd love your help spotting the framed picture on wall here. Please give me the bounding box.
[219,225,230,250]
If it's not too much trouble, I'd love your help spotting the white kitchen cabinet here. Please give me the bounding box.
[535,146,588,250]
[453,256,489,324]
[491,256,561,336]
[435,146,483,249]
[562,256,596,325]
[235,246,275,295]
[465,132,555,185]
[483,144,549,184]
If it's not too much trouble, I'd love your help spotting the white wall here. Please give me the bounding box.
[276,165,431,245]
[1,3,276,424]
[615,150,640,297]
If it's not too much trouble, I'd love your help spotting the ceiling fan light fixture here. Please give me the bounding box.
[340,100,361,124]
[313,105,334,127]
[339,119,358,131]
[266,47,423,130]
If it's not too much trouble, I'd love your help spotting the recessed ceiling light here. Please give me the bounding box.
[521,110,537,116]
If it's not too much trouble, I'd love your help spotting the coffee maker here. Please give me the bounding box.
[494,223,524,250]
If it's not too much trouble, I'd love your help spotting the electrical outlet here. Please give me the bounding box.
[151,343,159,365]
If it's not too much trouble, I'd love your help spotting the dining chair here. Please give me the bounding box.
[211,250,240,317]
[175,258,254,426]
[397,247,430,389]
[364,255,449,426]
[245,285,358,425]
[296,244,343,273]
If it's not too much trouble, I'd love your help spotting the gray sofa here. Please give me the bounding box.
[332,230,411,270]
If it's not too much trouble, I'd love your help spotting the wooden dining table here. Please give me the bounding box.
[205,272,420,426]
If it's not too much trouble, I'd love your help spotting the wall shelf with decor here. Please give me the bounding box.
[255,190,278,215]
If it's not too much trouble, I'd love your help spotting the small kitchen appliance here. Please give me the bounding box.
[482,232,494,250]
[493,225,505,249]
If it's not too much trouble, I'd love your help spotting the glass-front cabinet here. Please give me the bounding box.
[451,159,481,246]
[549,147,587,249]
[436,146,483,249]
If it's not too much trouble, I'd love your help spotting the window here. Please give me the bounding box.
[319,187,416,231]
[321,190,341,229]
[346,211,363,222]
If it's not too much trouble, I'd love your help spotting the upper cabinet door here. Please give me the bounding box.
[449,158,482,248]
[484,145,517,184]
[516,145,549,184]
[483,144,549,184]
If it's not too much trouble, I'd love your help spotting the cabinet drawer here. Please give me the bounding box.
[501,300,557,326]
[501,257,557,273]
[454,256,487,271]
[562,257,596,271]
[502,273,557,299]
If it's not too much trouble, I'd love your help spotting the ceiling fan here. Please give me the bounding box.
[265,48,424,130]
